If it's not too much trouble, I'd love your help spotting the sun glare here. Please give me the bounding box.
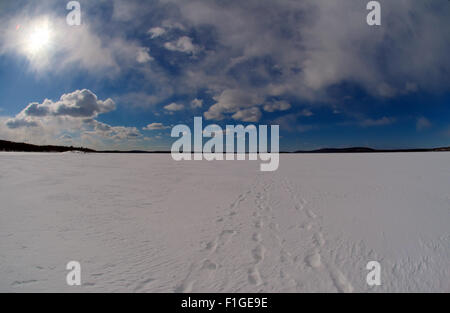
[25,21,52,55]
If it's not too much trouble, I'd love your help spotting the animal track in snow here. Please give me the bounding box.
[314,232,325,247]
[306,209,317,219]
[305,252,322,268]
[202,260,217,271]
[252,232,262,243]
[252,245,266,263]
[248,267,263,286]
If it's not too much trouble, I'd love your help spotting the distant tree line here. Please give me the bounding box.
[0,139,449,154]
[0,140,95,153]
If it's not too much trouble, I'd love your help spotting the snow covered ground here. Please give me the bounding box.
[0,152,449,292]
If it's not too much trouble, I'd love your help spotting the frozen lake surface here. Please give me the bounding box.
[0,152,449,292]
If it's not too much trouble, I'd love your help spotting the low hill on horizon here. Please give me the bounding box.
[294,146,450,153]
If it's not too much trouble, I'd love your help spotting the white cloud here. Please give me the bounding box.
[0,15,116,73]
[0,12,154,75]
[119,88,174,109]
[4,0,448,107]
[59,133,73,141]
[136,47,153,63]
[143,123,169,130]
[165,0,450,105]
[231,107,262,122]
[263,100,291,113]
[164,36,198,54]
[2,0,449,141]
[161,20,186,31]
[112,0,143,22]
[204,89,263,121]
[5,118,39,129]
[164,102,184,111]
[190,98,203,108]
[148,27,166,39]
[1,90,143,148]
[88,120,142,140]
[15,89,115,119]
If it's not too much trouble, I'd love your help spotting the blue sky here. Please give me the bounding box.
[0,0,449,151]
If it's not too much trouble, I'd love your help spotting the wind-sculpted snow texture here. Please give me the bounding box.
[0,152,449,292]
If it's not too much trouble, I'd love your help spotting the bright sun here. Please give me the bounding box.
[25,21,52,55]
